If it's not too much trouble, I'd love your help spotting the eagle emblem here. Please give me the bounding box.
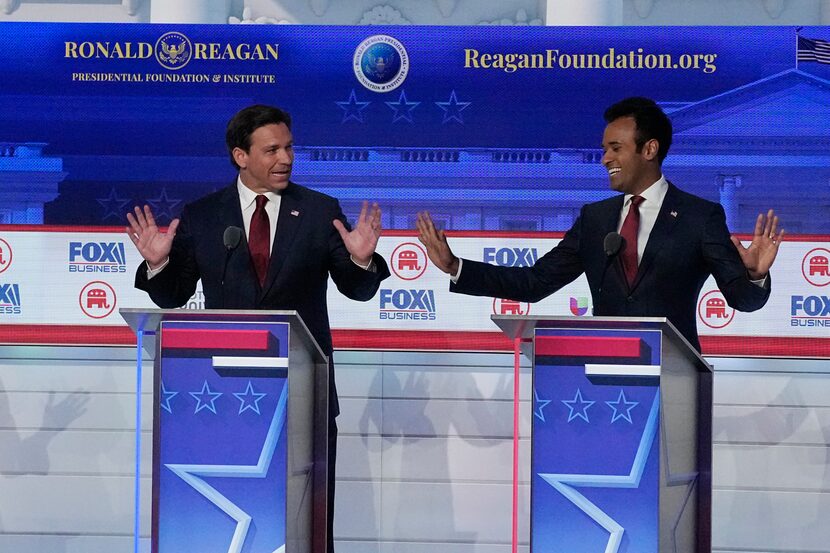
[154,32,193,70]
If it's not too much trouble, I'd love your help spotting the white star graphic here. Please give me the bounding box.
[167,383,290,553]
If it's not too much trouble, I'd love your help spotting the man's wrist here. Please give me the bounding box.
[350,254,374,271]
[448,257,460,276]
[146,257,170,278]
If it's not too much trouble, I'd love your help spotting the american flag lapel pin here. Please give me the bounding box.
[670,210,678,218]
[290,210,300,217]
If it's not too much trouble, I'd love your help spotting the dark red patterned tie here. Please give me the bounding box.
[249,195,270,286]
[620,195,644,287]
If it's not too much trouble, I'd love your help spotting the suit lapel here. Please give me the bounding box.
[631,182,682,291]
[220,184,246,236]
[260,183,304,298]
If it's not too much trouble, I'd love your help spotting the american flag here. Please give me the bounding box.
[797,35,830,65]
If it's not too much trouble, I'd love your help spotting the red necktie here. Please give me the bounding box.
[249,195,270,286]
[620,195,644,287]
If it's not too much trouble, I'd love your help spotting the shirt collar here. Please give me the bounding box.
[624,175,668,208]
[237,175,280,209]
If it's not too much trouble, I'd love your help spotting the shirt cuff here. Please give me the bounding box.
[450,258,464,283]
[750,274,768,288]
[351,255,376,273]
[146,257,170,279]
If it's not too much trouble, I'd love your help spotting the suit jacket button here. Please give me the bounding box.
[627,296,634,303]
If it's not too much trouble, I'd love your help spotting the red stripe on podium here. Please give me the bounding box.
[160,328,271,350]
[2,326,830,358]
[535,335,643,358]
[332,329,513,351]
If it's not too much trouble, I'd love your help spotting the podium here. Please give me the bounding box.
[122,308,330,553]
[493,315,712,553]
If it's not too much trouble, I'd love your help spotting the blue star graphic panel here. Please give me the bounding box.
[532,328,662,553]
[155,321,290,553]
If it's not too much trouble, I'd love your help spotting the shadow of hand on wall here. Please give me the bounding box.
[20,391,91,475]
[713,375,809,549]
[1,387,90,476]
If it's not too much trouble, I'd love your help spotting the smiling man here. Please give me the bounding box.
[416,96,783,351]
[127,104,390,553]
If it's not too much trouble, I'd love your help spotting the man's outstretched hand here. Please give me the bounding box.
[333,200,381,266]
[126,205,179,269]
[731,208,784,281]
[416,211,459,275]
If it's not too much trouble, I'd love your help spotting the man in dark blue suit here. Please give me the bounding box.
[417,97,783,351]
[127,104,390,553]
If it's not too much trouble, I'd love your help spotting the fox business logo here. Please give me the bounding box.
[791,295,830,327]
[379,289,436,320]
[69,242,127,273]
[483,247,538,267]
[64,32,279,70]
[0,283,22,315]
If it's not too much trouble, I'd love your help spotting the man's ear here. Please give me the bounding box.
[643,139,659,161]
[232,147,248,169]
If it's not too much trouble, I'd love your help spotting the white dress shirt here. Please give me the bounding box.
[617,175,668,264]
[237,176,280,252]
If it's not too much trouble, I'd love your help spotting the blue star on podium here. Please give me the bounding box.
[160,382,179,414]
[606,389,639,423]
[385,90,420,123]
[190,380,222,414]
[539,393,661,553]
[336,89,371,123]
[166,385,290,553]
[435,90,471,124]
[562,388,594,423]
[234,381,267,415]
[534,388,552,422]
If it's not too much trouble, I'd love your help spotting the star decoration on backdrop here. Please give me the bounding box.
[534,388,552,422]
[96,187,131,222]
[385,90,420,123]
[166,385,289,553]
[160,382,179,414]
[146,187,182,223]
[561,388,595,423]
[233,381,267,415]
[435,90,471,124]
[606,389,639,424]
[336,89,371,123]
[189,380,223,414]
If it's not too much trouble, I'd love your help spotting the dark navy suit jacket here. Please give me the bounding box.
[135,182,390,415]
[452,183,770,351]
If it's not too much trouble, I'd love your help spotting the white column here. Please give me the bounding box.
[151,0,231,23]
[718,175,741,230]
[545,0,623,25]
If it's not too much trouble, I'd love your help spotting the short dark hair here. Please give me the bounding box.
[603,97,672,164]
[225,105,292,169]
